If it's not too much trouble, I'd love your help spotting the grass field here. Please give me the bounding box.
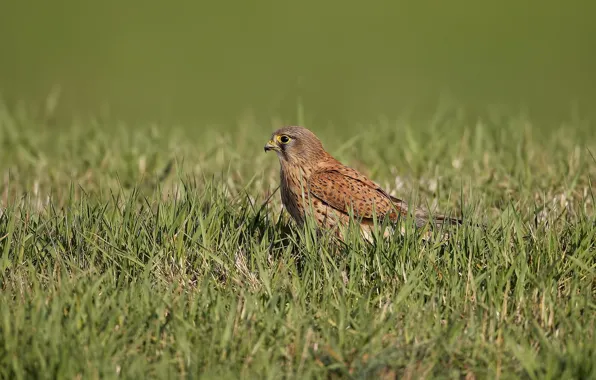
[0,102,595,379]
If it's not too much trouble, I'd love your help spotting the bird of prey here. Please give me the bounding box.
[264,126,460,241]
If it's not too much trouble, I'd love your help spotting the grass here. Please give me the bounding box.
[0,101,595,379]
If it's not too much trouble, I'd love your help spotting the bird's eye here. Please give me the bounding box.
[278,135,291,144]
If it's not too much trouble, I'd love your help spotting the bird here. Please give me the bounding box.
[264,126,461,242]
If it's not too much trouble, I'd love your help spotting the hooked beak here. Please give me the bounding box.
[264,139,280,152]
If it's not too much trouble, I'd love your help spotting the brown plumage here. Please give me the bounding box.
[264,126,460,241]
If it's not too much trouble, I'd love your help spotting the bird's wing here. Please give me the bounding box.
[307,167,407,221]
[333,165,410,206]
[331,165,462,227]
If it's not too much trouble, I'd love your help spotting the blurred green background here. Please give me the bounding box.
[1,0,595,126]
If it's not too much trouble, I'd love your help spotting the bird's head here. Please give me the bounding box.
[264,126,327,166]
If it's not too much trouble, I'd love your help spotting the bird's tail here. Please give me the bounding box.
[431,213,462,227]
[411,209,462,229]
[387,195,461,229]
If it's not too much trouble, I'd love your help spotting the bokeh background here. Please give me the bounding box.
[1,0,595,126]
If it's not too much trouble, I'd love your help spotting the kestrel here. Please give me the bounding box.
[264,126,461,241]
